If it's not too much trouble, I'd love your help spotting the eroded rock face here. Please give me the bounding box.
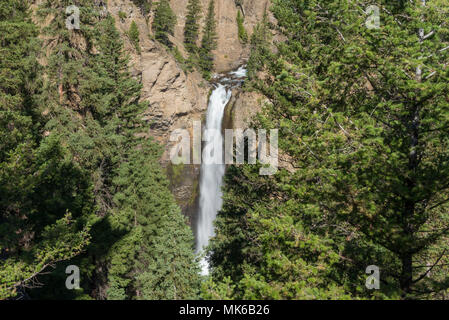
[31,0,275,220]
[109,0,272,151]
[170,0,270,72]
[108,0,209,222]
[107,0,273,220]
[227,90,265,130]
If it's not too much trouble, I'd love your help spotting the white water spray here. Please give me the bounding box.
[229,65,248,78]
[196,67,247,276]
[196,84,231,275]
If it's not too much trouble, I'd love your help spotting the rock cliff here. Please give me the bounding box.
[170,0,270,72]
[31,0,271,220]
[105,0,271,220]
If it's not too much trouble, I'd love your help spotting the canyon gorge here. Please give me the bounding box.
[104,0,271,223]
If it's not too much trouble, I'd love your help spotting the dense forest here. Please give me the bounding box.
[206,0,449,300]
[1,0,449,301]
[0,0,200,300]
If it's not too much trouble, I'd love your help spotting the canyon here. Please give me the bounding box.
[105,0,271,223]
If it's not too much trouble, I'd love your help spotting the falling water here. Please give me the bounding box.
[196,84,231,275]
[196,67,247,276]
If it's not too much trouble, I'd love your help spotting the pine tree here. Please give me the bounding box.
[236,10,247,44]
[183,0,202,54]
[199,0,217,77]
[82,15,200,300]
[205,165,349,299]
[33,3,201,300]
[106,142,201,300]
[0,0,93,299]
[212,0,449,299]
[152,0,176,47]
[129,21,141,54]
[247,10,271,80]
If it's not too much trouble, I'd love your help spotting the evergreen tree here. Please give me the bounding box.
[129,21,141,54]
[199,0,217,76]
[236,10,247,44]
[93,16,200,301]
[152,0,176,47]
[32,3,201,300]
[247,10,270,80]
[183,0,202,54]
[210,0,449,299]
[0,0,93,299]
[37,0,110,215]
[205,165,349,299]
[107,144,201,300]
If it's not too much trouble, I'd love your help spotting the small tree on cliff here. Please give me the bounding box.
[236,10,248,44]
[152,0,176,47]
[183,0,202,54]
[247,10,270,80]
[129,21,141,54]
[199,0,217,77]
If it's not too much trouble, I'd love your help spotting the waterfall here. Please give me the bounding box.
[196,84,231,276]
[196,67,247,276]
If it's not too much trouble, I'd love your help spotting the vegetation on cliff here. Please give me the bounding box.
[152,0,176,47]
[0,0,200,300]
[199,0,218,78]
[236,10,248,44]
[128,20,141,54]
[184,0,202,54]
[3,0,449,302]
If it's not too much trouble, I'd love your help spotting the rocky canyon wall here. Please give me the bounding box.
[170,0,270,72]
[105,0,271,221]
[31,0,271,221]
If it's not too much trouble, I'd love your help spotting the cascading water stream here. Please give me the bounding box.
[196,67,247,276]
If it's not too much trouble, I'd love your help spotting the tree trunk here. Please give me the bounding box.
[400,254,413,299]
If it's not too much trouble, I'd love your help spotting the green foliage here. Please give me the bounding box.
[170,46,195,73]
[118,11,127,21]
[209,0,449,300]
[129,21,141,54]
[199,0,218,78]
[152,0,176,47]
[106,143,201,300]
[205,165,350,299]
[184,0,202,54]
[9,0,449,302]
[178,0,218,78]
[247,10,271,80]
[236,10,248,44]
[0,0,202,300]
[172,46,184,63]
[201,276,235,300]
[0,0,94,299]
